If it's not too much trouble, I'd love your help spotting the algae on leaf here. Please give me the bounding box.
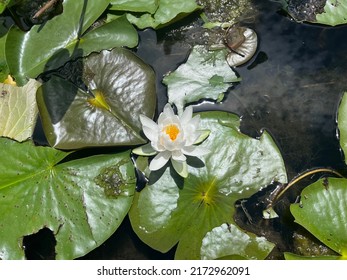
[282,0,347,26]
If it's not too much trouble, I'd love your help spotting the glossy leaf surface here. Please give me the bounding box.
[37,48,156,149]
[290,177,347,259]
[0,138,136,259]
[129,111,287,259]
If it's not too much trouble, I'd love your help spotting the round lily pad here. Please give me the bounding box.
[37,48,156,149]
[129,111,287,259]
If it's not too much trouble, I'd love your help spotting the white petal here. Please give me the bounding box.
[188,115,200,128]
[140,115,158,142]
[180,105,193,124]
[162,103,176,118]
[171,159,188,178]
[132,143,157,156]
[149,151,171,171]
[172,150,186,161]
[182,145,210,157]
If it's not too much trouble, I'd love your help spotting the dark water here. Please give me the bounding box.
[26,1,347,259]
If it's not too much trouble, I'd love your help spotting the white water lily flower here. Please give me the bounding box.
[133,104,210,177]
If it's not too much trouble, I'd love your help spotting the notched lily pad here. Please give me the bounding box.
[0,137,136,259]
[163,45,240,113]
[37,48,156,149]
[129,111,287,259]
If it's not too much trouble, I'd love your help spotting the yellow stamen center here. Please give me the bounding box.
[164,124,180,141]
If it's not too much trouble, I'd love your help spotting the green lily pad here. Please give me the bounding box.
[0,0,12,14]
[201,223,275,260]
[37,48,156,149]
[109,0,159,14]
[129,111,287,259]
[0,79,41,141]
[0,27,9,81]
[5,0,138,85]
[0,137,136,259]
[316,0,347,26]
[289,177,347,259]
[120,0,201,29]
[338,92,347,163]
[163,46,240,114]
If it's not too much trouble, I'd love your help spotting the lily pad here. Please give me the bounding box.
[0,0,12,14]
[289,177,347,259]
[338,92,347,162]
[0,137,136,259]
[5,0,138,85]
[316,0,347,26]
[201,223,275,260]
[0,79,41,141]
[37,48,156,149]
[163,45,240,114]
[129,111,287,259]
[109,0,159,14]
[120,0,201,29]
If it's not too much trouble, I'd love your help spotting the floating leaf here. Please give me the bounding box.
[225,27,258,67]
[109,0,159,14]
[0,79,41,141]
[0,27,9,81]
[200,223,275,260]
[338,92,347,163]
[316,0,347,26]
[117,0,201,29]
[0,0,12,14]
[37,48,156,149]
[129,111,287,259]
[163,45,240,113]
[5,0,138,85]
[289,177,347,259]
[0,137,135,259]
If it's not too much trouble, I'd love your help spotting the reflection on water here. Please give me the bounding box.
[85,1,347,259]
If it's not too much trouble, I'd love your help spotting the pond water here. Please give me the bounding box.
[25,1,347,259]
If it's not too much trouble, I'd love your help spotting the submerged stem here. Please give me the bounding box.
[263,168,344,219]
